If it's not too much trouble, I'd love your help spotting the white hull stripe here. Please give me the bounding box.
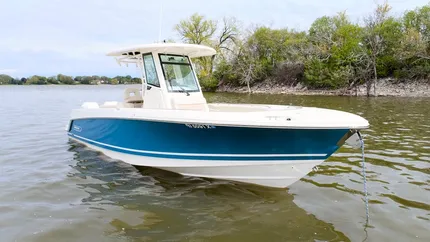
[69,133,327,158]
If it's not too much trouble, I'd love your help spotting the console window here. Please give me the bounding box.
[143,54,160,87]
[159,54,199,93]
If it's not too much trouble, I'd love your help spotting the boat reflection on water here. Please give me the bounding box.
[68,140,350,241]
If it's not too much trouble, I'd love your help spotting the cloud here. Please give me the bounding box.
[0,50,140,77]
[0,69,17,74]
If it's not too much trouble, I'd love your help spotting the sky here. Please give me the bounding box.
[0,0,428,78]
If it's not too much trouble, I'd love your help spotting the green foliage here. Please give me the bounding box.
[74,76,91,84]
[211,26,308,88]
[376,17,403,77]
[274,62,304,85]
[26,75,47,85]
[395,60,430,80]
[212,59,240,85]
[403,5,430,41]
[0,74,14,84]
[174,13,217,78]
[175,13,238,81]
[57,74,74,84]
[331,24,364,65]
[47,76,59,84]
[246,27,288,79]
[304,58,352,88]
[396,4,430,79]
[376,55,400,77]
[305,13,365,88]
[199,76,219,92]
[175,13,217,45]
[3,74,141,85]
[207,2,429,90]
[303,58,330,87]
[409,63,430,79]
[110,78,119,85]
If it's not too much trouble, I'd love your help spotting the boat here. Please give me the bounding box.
[66,43,369,188]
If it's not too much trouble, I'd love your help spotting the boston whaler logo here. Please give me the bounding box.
[73,125,82,132]
[185,124,216,129]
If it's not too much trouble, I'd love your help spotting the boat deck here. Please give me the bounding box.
[96,101,302,113]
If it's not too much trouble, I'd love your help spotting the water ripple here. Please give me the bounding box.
[0,86,429,241]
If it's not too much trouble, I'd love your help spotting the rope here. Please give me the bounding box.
[358,131,369,224]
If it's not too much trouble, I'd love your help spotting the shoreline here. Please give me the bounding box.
[215,79,430,97]
[2,79,429,97]
[0,83,139,86]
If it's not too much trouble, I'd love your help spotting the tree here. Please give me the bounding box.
[174,13,216,78]
[403,4,430,43]
[400,5,430,61]
[210,17,239,73]
[0,74,13,85]
[26,75,47,85]
[110,78,119,85]
[394,4,430,80]
[175,13,217,45]
[305,12,364,88]
[74,76,84,84]
[246,27,290,79]
[174,13,239,80]
[47,76,59,84]
[362,1,402,96]
[57,74,74,84]
[1,75,142,85]
[235,39,263,93]
[123,75,132,84]
[131,77,141,84]
[10,78,22,85]
[224,25,308,86]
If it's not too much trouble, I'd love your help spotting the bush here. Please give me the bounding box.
[212,60,241,86]
[303,58,330,88]
[394,60,430,80]
[304,58,352,89]
[199,76,219,92]
[0,74,14,84]
[274,62,304,85]
[410,64,430,79]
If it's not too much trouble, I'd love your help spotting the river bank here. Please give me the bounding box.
[215,79,430,97]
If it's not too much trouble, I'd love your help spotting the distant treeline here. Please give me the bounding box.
[174,2,430,95]
[0,74,141,85]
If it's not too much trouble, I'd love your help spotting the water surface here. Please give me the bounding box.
[0,85,429,241]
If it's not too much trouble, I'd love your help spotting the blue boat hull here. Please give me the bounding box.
[67,118,354,187]
[68,118,350,161]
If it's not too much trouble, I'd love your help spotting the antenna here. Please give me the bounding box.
[158,0,163,42]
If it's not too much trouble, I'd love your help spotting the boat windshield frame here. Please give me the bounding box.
[158,53,200,93]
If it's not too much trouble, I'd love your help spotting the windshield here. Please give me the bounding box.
[159,54,199,93]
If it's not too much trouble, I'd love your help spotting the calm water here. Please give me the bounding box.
[0,85,429,242]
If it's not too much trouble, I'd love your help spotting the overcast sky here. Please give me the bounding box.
[0,0,428,78]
